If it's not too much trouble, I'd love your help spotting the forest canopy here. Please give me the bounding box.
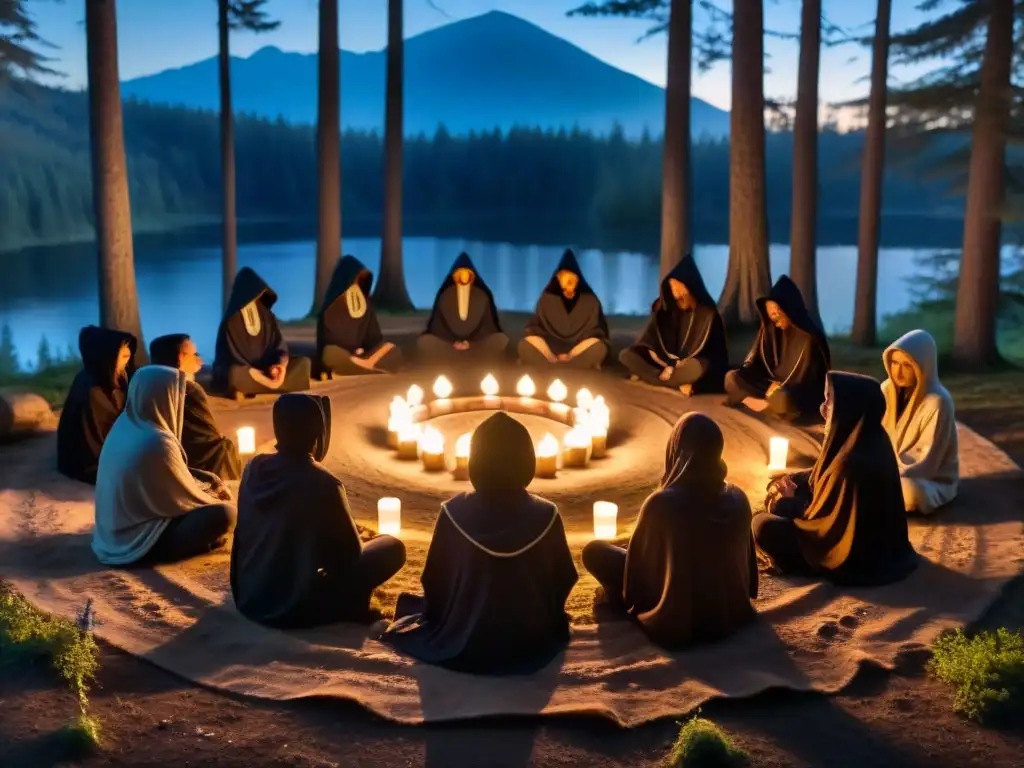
[0,81,965,252]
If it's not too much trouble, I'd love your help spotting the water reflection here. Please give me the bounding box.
[0,233,951,367]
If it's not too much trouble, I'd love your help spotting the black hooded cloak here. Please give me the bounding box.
[383,412,578,674]
[316,256,385,359]
[621,413,757,648]
[422,253,504,343]
[522,249,609,356]
[733,275,831,415]
[231,393,380,628]
[758,372,918,587]
[628,255,729,393]
[56,326,137,485]
[213,267,289,379]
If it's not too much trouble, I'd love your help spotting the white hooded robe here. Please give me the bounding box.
[880,329,959,515]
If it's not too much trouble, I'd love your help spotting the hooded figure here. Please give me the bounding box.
[518,249,610,369]
[752,371,918,587]
[881,329,959,515]
[382,412,578,674]
[416,253,509,363]
[149,333,241,481]
[92,366,236,566]
[582,413,757,649]
[232,394,405,628]
[619,255,729,395]
[725,275,831,421]
[316,256,403,377]
[57,326,137,485]
[211,267,311,397]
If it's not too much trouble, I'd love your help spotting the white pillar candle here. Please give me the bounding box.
[236,426,256,454]
[768,436,789,471]
[397,424,422,460]
[535,433,560,479]
[377,497,402,537]
[420,426,446,472]
[453,432,472,480]
[562,425,592,468]
[593,501,618,540]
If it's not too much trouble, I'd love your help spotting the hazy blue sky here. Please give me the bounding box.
[29,0,936,111]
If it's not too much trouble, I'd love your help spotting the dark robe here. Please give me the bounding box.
[180,380,241,481]
[728,275,831,420]
[753,372,918,587]
[316,255,402,376]
[420,252,505,343]
[56,326,137,485]
[584,413,757,649]
[383,412,578,674]
[620,254,729,393]
[521,248,609,357]
[212,267,310,395]
[232,394,404,628]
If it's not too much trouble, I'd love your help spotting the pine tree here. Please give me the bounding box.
[0,0,60,80]
[36,335,52,372]
[0,324,19,375]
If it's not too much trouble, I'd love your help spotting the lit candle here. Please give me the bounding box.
[431,375,454,415]
[377,497,402,537]
[576,387,594,410]
[388,396,410,448]
[562,425,592,468]
[420,426,446,472]
[406,384,424,407]
[768,436,789,471]
[397,424,422,461]
[590,396,610,432]
[593,501,618,540]
[516,374,536,399]
[590,421,608,459]
[236,426,256,455]
[535,433,559,478]
[453,432,472,481]
[481,373,500,407]
[547,379,568,403]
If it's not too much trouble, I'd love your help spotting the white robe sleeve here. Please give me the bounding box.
[897,398,955,480]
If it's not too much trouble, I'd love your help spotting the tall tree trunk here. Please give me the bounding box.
[218,0,237,312]
[952,0,1013,368]
[313,0,341,314]
[717,0,771,327]
[373,0,413,309]
[850,0,891,347]
[788,0,821,324]
[85,0,145,366]
[659,0,692,277]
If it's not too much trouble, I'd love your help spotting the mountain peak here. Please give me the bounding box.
[249,45,285,58]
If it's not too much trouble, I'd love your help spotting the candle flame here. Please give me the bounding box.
[432,375,453,399]
[537,433,560,457]
[406,384,424,407]
[547,379,568,403]
[516,374,536,397]
[572,407,590,429]
[389,395,408,417]
[576,387,594,410]
[398,423,422,442]
[563,426,591,449]
[455,432,472,459]
[590,396,610,430]
[420,425,444,454]
[481,373,500,397]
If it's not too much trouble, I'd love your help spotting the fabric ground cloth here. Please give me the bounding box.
[0,418,1021,726]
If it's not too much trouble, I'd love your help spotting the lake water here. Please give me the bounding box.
[0,231,960,368]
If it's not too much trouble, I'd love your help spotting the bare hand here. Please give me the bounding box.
[557,353,570,362]
[768,475,798,500]
[355,348,364,356]
[453,341,470,351]
[658,367,673,382]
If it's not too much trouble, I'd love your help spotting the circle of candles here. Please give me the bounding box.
[535,433,559,478]
[377,497,402,537]
[768,436,789,471]
[420,426,446,472]
[433,375,453,399]
[481,373,500,396]
[388,396,411,448]
[576,388,594,410]
[547,379,568,403]
[590,396,610,431]
[397,424,422,460]
[453,432,472,480]
[516,374,536,398]
[406,384,424,407]
[562,425,592,468]
[236,426,256,455]
[593,501,618,540]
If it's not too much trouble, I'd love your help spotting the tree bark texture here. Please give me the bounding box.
[218,0,238,312]
[313,0,341,314]
[85,0,146,365]
[659,0,692,278]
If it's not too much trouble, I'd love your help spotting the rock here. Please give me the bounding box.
[0,390,57,440]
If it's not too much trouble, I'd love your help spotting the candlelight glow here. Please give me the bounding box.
[516,374,536,397]
[576,388,594,410]
[537,433,560,458]
[547,379,568,403]
[432,375,453,399]
[590,396,610,430]
[398,423,422,443]
[420,426,445,454]
[593,501,618,540]
[481,373,500,397]
[378,497,402,536]
[563,426,591,449]
[406,384,424,407]
[236,426,255,455]
[572,407,591,430]
[455,432,472,459]
[389,395,408,419]
[768,436,789,471]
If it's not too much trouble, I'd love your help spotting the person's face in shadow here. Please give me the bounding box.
[821,380,835,436]
[764,300,791,330]
[669,278,696,310]
[889,349,918,389]
[178,338,203,379]
[453,268,475,287]
[115,342,133,376]
[556,270,579,299]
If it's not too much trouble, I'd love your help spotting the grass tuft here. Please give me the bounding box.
[665,714,748,768]
[928,628,1024,725]
[60,712,103,755]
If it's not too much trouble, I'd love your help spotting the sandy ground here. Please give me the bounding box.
[3,315,1024,767]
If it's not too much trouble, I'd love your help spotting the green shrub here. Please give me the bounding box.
[928,628,1024,724]
[665,715,748,768]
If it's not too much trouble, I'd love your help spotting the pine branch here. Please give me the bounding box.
[228,0,280,33]
[0,0,62,80]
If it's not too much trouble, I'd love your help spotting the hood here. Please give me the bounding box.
[78,325,138,387]
[756,275,822,335]
[814,371,886,485]
[543,248,595,297]
[124,365,187,441]
[148,333,190,369]
[320,255,373,317]
[659,254,715,310]
[469,412,536,492]
[883,329,939,395]
[661,412,728,492]
[224,267,277,320]
[273,393,332,462]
